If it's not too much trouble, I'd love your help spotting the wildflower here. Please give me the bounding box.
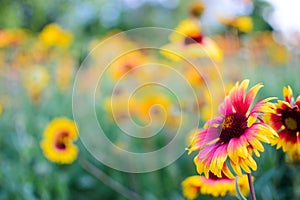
[182,173,250,199]
[41,118,78,164]
[267,86,300,155]
[135,92,172,126]
[108,51,148,80]
[184,67,204,87]
[0,29,27,48]
[190,79,277,178]
[161,19,223,61]
[220,16,253,33]
[286,149,300,164]
[189,1,205,18]
[39,23,73,47]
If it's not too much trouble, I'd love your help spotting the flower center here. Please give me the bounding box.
[219,113,247,144]
[208,172,230,180]
[285,117,297,130]
[282,109,300,131]
[184,34,204,45]
[55,131,69,150]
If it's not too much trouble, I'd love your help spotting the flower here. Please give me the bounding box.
[41,118,78,164]
[267,86,300,154]
[135,92,173,126]
[182,176,202,200]
[189,1,205,17]
[190,79,277,178]
[108,50,148,80]
[0,29,27,48]
[39,23,73,47]
[182,173,250,199]
[220,16,253,33]
[161,19,223,61]
[286,149,300,164]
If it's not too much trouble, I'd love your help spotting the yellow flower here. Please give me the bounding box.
[182,176,202,200]
[161,19,223,61]
[135,92,172,125]
[267,86,300,154]
[23,66,50,101]
[184,67,204,87]
[170,19,202,42]
[0,29,27,48]
[286,148,300,164]
[39,23,73,47]
[41,117,78,164]
[182,174,250,199]
[189,1,205,17]
[109,50,148,80]
[220,16,253,33]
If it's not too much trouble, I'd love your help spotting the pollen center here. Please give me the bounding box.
[184,34,204,45]
[220,113,247,144]
[284,117,297,130]
[282,110,300,132]
[55,131,69,150]
[223,115,234,129]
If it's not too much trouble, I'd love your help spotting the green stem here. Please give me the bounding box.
[247,173,256,200]
[79,157,142,200]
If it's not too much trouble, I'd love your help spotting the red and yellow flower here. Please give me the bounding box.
[190,79,277,178]
[182,173,250,199]
[41,117,78,164]
[267,86,300,155]
[161,19,223,61]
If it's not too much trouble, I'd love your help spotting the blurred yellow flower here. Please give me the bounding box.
[0,29,27,48]
[109,51,148,80]
[220,16,253,33]
[184,67,204,87]
[135,93,172,125]
[41,117,78,164]
[286,148,300,164]
[189,1,205,17]
[182,174,251,199]
[23,66,50,101]
[161,19,223,61]
[170,19,202,42]
[39,23,73,47]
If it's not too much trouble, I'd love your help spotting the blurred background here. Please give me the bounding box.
[0,0,299,199]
